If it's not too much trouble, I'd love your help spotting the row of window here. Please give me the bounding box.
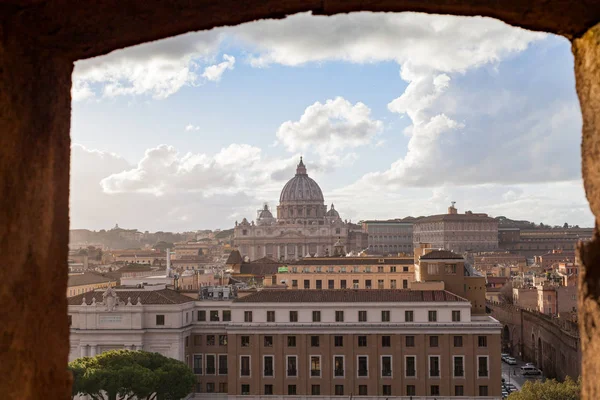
[238,334,486,348]
[244,309,464,323]
[238,384,489,396]
[288,266,410,274]
[290,278,410,290]
[236,355,490,379]
[186,334,228,347]
[192,354,228,375]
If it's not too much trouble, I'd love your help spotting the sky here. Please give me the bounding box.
[70,12,593,232]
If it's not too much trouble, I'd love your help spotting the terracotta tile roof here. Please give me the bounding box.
[294,257,413,265]
[420,250,464,260]
[68,289,194,305]
[226,250,243,265]
[67,272,117,287]
[117,264,154,272]
[486,276,509,284]
[250,256,280,264]
[416,213,496,223]
[239,264,280,275]
[234,289,467,303]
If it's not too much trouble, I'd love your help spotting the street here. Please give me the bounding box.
[501,357,544,392]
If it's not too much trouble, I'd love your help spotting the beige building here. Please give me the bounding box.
[512,287,538,309]
[361,219,414,255]
[413,203,498,253]
[262,256,414,290]
[473,252,526,275]
[233,159,367,261]
[67,272,116,297]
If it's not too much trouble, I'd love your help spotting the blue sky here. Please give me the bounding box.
[70,12,592,231]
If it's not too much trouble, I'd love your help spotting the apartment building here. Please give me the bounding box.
[69,286,501,399]
[262,257,414,290]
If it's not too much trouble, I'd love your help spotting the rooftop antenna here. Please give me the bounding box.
[451,201,456,207]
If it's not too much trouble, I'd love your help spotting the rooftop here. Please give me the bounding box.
[293,257,413,266]
[67,272,117,287]
[234,289,467,303]
[68,288,194,305]
[420,250,464,260]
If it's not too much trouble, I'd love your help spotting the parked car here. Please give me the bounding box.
[521,365,542,375]
[506,383,517,392]
[501,353,509,361]
[505,357,517,365]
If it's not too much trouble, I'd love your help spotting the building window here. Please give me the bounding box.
[334,336,344,347]
[311,385,321,395]
[304,280,310,289]
[446,264,457,274]
[193,355,203,375]
[429,336,439,347]
[455,385,464,396]
[353,279,360,289]
[429,356,440,377]
[334,355,345,377]
[263,355,274,377]
[264,384,273,395]
[219,382,228,393]
[328,280,334,289]
[383,385,392,396]
[391,279,397,289]
[340,280,347,289]
[197,310,206,321]
[365,279,372,288]
[219,355,228,375]
[287,336,296,347]
[222,310,231,321]
[358,310,367,322]
[315,279,322,289]
[428,310,437,322]
[452,310,461,322]
[219,335,227,346]
[210,310,219,321]
[266,311,275,322]
[382,356,392,377]
[454,356,464,377]
[381,310,390,322]
[406,385,416,396]
[478,336,488,347]
[358,356,368,377]
[241,384,250,395]
[335,385,344,396]
[403,279,408,289]
[312,311,321,322]
[358,336,367,347]
[479,386,489,396]
[358,385,368,395]
[405,336,415,347]
[207,335,215,346]
[289,311,298,322]
[378,266,384,273]
[185,336,189,347]
[391,266,397,272]
[377,279,384,289]
[403,266,409,272]
[244,311,253,322]
[311,356,321,377]
[454,335,463,347]
[478,356,489,377]
[406,356,416,377]
[292,280,298,288]
[311,336,320,347]
[240,356,250,377]
[335,310,344,322]
[287,356,297,377]
[430,385,440,396]
[377,335,390,348]
[206,355,216,375]
[156,315,165,325]
[264,336,273,347]
[405,310,414,322]
[241,336,250,347]
[194,334,201,346]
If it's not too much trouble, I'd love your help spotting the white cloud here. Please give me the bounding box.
[202,54,236,82]
[185,124,200,131]
[276,97,383,164]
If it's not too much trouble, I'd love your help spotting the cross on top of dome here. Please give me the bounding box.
[296,156,307,175]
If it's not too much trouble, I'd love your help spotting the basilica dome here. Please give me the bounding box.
[279,158,324,204]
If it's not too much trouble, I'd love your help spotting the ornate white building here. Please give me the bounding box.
[233,158,367,261]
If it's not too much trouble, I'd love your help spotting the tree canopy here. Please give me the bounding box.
[508,376,580,400]
[69,350,196,400]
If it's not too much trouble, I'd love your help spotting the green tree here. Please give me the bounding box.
[508,376,580,400]
[69,350,195,400]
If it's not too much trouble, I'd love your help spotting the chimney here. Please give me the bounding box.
[166,248,171,277]
[448,201,458,215]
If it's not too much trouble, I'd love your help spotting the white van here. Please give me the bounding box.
[520,365,541,375]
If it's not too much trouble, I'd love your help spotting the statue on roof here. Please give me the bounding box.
[102,286,120,311]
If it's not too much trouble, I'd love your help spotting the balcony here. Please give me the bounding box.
[382,369,392,377]
[287,369,297,377]
[334,369,344,377]
[454,368,464,377]
[311,369,321,377]
[478,369,488,377]
[240,369,250,376]
[206,366,215,375]
[358,368,368,377]
[218,368,228,375]
[430,369,440,377]
[193,367,203,375]
[264,369,274,377]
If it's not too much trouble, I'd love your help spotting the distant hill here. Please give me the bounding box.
[215,228,234,239]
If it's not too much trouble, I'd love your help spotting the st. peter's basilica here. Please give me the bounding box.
[233,158,367,261]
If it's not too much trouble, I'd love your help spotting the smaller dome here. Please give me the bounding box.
[258,204,274,219]
[326,203,340,218]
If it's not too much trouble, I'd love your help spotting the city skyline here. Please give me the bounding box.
[70,12,592,232]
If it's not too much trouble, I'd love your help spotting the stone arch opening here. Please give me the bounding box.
[538,337,543,369]
[3,2,600,399]
[503,325,511,353]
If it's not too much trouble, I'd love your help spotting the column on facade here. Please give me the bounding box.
[80,345,87,358]
[89,345,97,357]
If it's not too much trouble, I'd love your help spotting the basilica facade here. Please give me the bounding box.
[233,158,367,261]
